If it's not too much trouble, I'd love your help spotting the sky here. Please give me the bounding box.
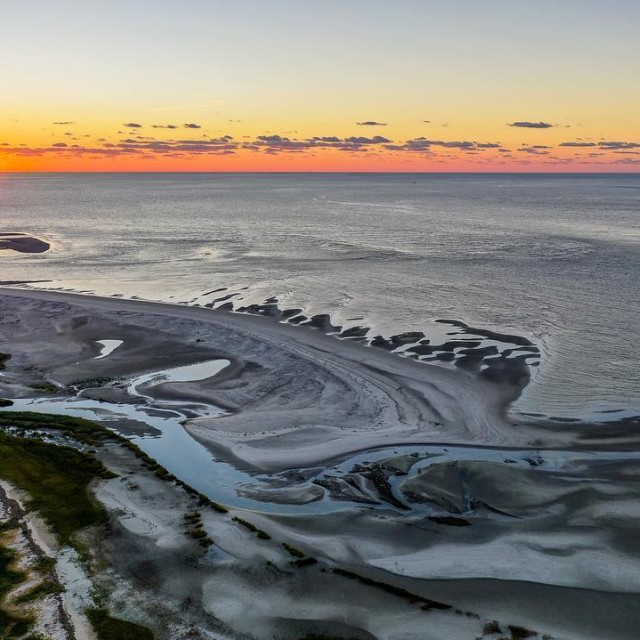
[1,0,639,172]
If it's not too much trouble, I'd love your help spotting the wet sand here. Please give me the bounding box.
[1,286,640,639]
[0,232,50,254]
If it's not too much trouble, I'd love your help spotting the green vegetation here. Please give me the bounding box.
[1,410,231,524]
[0,545,32,638]
[0,431,113,545]
[232,516,271,540]
[296,635,360,640]
[0,411,117,447]
[508,626,538,639]
[15,579,63,604]
[28,383,60,394]
[282,542,305,558]
[482,620,502,635]
[293,557,317,568]
[75,376,120,389]
[86,607,154,640]
[332,568,450,611]
[182,512,213,548]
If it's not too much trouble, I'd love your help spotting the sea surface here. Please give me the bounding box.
[1,172,638,421]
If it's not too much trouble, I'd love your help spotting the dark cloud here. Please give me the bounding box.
[598,140,640,149]
[52,121,75,125]
[124,122,143,128]
[423,120,431,123]
[559,141,597,147]
[51,142,68,147]
[152,124,178,129]
[517,147,549,155]
[345,136,390,144]
[384,138,500,152]
[356,121,387,126]
[183,123,202,129]
[508,121,554,129]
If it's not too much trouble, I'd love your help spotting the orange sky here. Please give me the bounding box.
[1,1,638,172]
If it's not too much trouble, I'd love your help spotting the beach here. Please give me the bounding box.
[1,286,639,639]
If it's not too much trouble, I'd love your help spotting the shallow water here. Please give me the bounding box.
[1,173,638,420]
[94,339,123,359]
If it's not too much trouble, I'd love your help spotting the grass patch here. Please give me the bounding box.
[296,635,360,640]
[282,543,305,558]
[508,626,538,639]
[232,517,271,540]
[28,383,60,394]
[0,411,231,526]
[0,431,113,546]
[86,607,154,640]
[483,620,502,635]
[332,568,450,611]
[0,411,116,447]
[292,557,317,568]
[0,545,33,637]
[15,579,63,604]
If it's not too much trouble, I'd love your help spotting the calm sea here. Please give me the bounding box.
[1,172,638,421]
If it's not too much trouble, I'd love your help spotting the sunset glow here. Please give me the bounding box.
[2,0,639,172]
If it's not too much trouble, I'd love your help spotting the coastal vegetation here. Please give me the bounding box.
[332,568,450,611]
[86,607,154,640]
[0,411,116,447]
[0,542,32,638]
[0,431,113,545]
[231,516,271,540]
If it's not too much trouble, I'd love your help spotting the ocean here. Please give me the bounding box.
[1,172,638,422]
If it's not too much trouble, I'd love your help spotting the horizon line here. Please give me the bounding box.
[2,170,639,176]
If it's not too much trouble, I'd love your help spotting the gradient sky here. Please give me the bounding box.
[1,0,639,171]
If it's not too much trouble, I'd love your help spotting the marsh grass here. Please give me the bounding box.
[332,568,450,611]
[0,544,33,637]
[86,607,154,640]
[0,411,115,447]
[0,431,113,545]
[232,516,271,540]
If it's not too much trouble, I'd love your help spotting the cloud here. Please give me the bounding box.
[152,124,178,129]
[517,147,549,155]
[183,123,202,129]
[559,141,597,147]
[250,134,392,153]
[51,142,68,147]
[345,135,390,144]
[356,121,387,126]
[384,138,500,152]
[598,140,640,149]
[52,121,75,125]
[508,121,554,129]
[123,122,143,128]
